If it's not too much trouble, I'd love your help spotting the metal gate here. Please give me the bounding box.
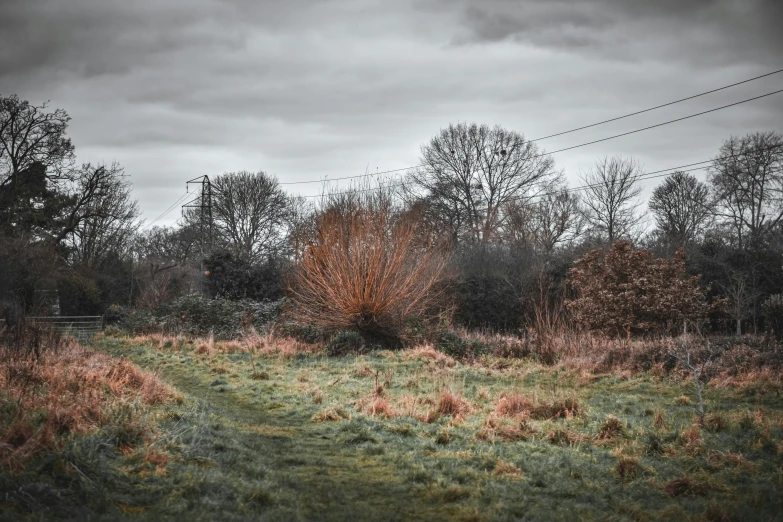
[25,316,103,342]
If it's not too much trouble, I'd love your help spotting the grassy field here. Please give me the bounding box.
[3,333,783,521]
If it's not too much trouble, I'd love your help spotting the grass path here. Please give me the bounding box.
[4,336,782,521]
[95,339,460,521]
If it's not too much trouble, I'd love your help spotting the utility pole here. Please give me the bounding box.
[183,175,213,294]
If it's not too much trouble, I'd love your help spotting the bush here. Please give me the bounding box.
[104,304,128,325]
[163,295,283,339]
[453,275,523,332]
[118,295,284,339]
[121,309,160,335]
[279,322,328,344]
[325,330,366,356]
[763,294,783,339]
[290,189,447,346]
[567,241,721,338]
[432,328,489,359]
[204,251,285,301]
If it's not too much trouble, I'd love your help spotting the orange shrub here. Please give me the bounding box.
[290,189,448,345]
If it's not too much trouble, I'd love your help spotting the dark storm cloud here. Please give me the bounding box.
[448,0,783,66]
[1,0,781,225]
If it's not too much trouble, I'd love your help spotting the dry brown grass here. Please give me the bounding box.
[477,415,533,442]
[433,390,471,420]
[706,450,756,471]
[653,409,668,429]
[402,344,456,367]
[680,424,704,456]
[194,333,215,356]
[238,327,322,359]
[615,455,642,483]
[0,331,177,471]
[217,340,245,354]
[675,395,692,405]
[494,393,581,420]
[365,397,396,418]
[494,459,523,478]
[596,414,626,441]
[311,407,350,422]
[306,387,325,404]
[545,428,590,446]
[354,362,375,378]
[663,476,709,497]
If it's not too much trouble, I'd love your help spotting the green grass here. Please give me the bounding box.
[3,336,783,521]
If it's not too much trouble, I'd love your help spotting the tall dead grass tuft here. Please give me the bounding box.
[530,271,568,364]
[437,390,471,416]
[290,187,448,345]
[494,392,581,420]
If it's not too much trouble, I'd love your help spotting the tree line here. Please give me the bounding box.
[1,95,781,336]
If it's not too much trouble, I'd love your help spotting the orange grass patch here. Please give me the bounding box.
[432,390,471,421]
[680,424,704,456]
[0,333,176,471]
[366,397,396,418]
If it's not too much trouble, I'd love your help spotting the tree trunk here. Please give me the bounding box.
[736,318,742,336]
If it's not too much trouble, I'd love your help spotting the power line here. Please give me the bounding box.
[145,74,783,221]
[143,143,782,232]
[530,68,783,141]
[540,88,783,157]
[144,191,189,229]
[302,142,783,201]
[283,84,783,187]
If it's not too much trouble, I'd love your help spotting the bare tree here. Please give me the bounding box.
[501,187,583,252]
[719,273,754,336]
[65,163,141,266]
[668,322,721,422]
[0,95,75,232]
[527,188,584,252]
[137,225,199,269]
[649,171,712,249]
[709,131,783,251]
[580,156,643,243]
[286,195,316,262]
[211,171,290,262]
[52,163,138,245]
[406,123,558,244]
[0,95,74,188]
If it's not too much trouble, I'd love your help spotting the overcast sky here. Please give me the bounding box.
[2,0,782,227]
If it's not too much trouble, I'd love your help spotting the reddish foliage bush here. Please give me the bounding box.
[290,190,447,345]
[567,241,721,338]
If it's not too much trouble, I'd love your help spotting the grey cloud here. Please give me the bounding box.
[446,0,783,67]
[1,0,781,225]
